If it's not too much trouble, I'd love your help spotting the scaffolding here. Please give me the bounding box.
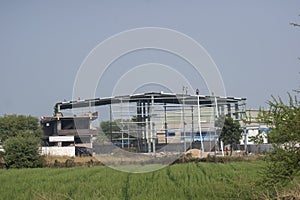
[55,92,246,153]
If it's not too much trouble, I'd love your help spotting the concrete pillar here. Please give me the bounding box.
[182,97,186,151]
[164,103,168,144]
[235,103,239,120]
[143,102,147,152]
[220,105,225,116]
[57,120,61,131]
[147,101,151,153]
[191,106,194,144]
[151,95,155,153]
[227,104,231,117]
[136,102,142,152]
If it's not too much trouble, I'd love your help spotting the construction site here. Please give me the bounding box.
[40,92,248,157]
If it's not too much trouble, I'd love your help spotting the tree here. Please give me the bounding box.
[4,136,43,168]
[0,114,43,168]
[218,116,242,156]
[258,94,300,193]
[257,13,300,197]
[97,119,138,146]
[98,119,138,141]
[96,121,121,144]
[0,114,42,143]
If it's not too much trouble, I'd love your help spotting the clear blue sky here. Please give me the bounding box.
[0,1,299,117]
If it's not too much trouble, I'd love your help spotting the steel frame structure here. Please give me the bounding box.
[54,92,246,153]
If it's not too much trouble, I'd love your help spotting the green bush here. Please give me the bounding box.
[4,136,44,168]
[0,114,42,142]
[257,94,300,197]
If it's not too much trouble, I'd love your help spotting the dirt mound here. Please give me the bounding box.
[185,149,208,158]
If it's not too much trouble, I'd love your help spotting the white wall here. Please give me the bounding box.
[41,146,75,157]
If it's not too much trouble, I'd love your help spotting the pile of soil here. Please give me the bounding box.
[185,149,208,158]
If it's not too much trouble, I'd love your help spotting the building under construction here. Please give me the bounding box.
[40,112,98,156]
[41,92,246,156]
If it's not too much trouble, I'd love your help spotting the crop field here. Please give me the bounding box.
[0,161,265,200]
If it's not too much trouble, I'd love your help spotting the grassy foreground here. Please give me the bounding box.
[0,161,265,200]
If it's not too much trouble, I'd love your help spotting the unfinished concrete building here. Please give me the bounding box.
[40,112,98,156]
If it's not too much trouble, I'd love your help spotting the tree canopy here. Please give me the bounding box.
[0,114,41,143]
[96,119,139,146]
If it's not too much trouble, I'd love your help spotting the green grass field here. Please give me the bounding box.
[0,161,265,200]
